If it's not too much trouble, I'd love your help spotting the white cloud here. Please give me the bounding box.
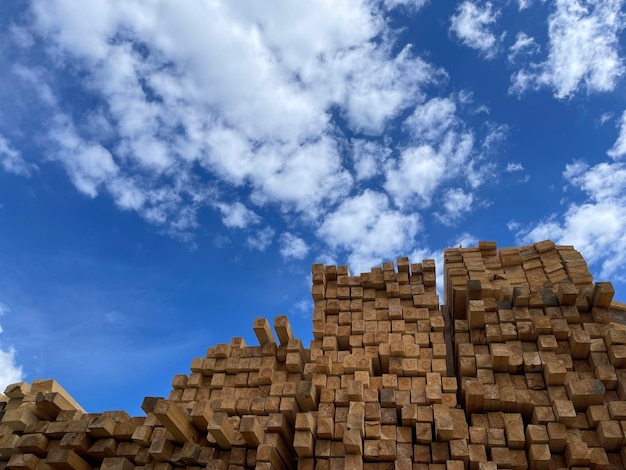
[404,97,457,142]
[351,139,392,181]
[0,134,33,176]
[517,0,546,9]
[450,1,501,59]
[515,158,626,280]
[383,0,430,11]
[598,111,614,126]
[317,190,420,274]
[508,32,540,63]
[608,110,626,159]
[0,347,23,387]
[435,188,474,225]
[247,227,275,252]
[13,0,451,232]
[384,130,474,208]
[217,202,261,229]
[49,113,119,198]
[511,0,625,98]
[506,162,524,172]
[279,233,310,259]
[0,302,25,389]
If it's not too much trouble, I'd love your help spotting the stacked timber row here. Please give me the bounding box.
[448,240,626,469]
[0,239,625,469]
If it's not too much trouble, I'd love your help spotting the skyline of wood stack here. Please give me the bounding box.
[1,239,626,469]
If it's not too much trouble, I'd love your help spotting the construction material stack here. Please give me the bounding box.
[0,239,625,469]
[448,240,626,469]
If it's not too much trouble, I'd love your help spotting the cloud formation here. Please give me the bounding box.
[0,302,24,390]
[0,0,506,274]
[510,0,625,98]
[450,1,501,59]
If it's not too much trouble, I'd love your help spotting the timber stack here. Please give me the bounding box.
[1,239,625,469]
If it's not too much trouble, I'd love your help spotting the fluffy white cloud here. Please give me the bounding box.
[404,97,457,142]
[0,302,24,389]
[0,135,33,176]
[351,139,392,181]
[217,202,261,229]
[49,114,119,198]
[450,2,501,59]
[384,132,474,208]
[511,0,625,98]
[317,190,420,273]
[516,158,626,280]
[279,233,310,260]
[608,110,626,159]
[435,188,474,225]
[13,0,451,233]
[383,0,430,11]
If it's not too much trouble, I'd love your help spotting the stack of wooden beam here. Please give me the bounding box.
[451,240,626,469]
[1,239,625,469]
[444,240,594,322]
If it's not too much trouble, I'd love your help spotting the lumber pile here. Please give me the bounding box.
[1,239,625,469]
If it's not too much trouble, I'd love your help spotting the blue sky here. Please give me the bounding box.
[1,0,626,415]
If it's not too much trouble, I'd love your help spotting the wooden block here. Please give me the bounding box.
[543,360,567,386]
[296,380,318,412]
[207,412,234,450]
[100,457,134,470]
[88,437,118,460]
[431,441,450,463]
[449,439,469,466]
[608,400,626,420]
[416,422,433,444]
[592,282,614,308]
[504,413,525,450]
[153,398,199,443]
[240,415,265,447]
[15,433,48,457]
[565,378,605,410]
[253,318,276,345]
[30,379,85,412]
[525,424,548,446]
[343,428,363,455]
[531,406,555,425]
[46,449,91,470]
[552,400,576,426]
[1,407,39,432]
[274,315,294,346]
[556,283,577,306]
[148,437,174,462]
[257,442,287,470]
[468,444,487,470]
[609,345,626,368]
[490,447,510,468]
[597,420,624,451]
[546,422,567,453]
[6,453,39,470]
[564,440,589,467]
[4,382,31,399]
[131,425,152,446]
[569,330,591,359]
[527,444,550,470]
